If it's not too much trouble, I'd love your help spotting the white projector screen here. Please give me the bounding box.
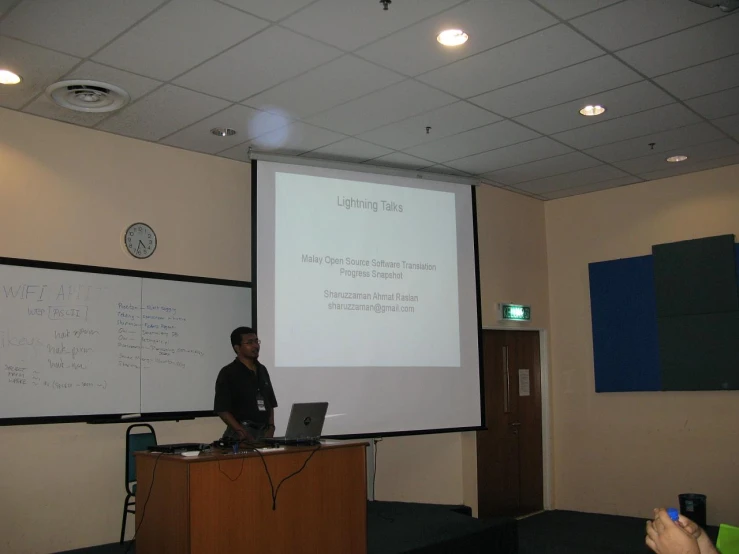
[255,160,482,437]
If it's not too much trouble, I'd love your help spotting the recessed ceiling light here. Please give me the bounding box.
[210,127,237,137]
[437,29,469,46]
[666,155,688,163]
[579,105,606,117]
[0,69,22,85]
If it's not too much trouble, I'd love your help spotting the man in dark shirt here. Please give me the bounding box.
[214,326,277,441]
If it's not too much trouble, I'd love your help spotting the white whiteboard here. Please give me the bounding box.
[0,260,250,421]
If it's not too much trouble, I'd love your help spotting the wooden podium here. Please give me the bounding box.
[134,442,367,554]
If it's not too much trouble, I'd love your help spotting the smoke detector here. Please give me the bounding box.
[46,80,130,113]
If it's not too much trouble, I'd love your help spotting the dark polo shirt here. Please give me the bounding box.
[214,358,277,425]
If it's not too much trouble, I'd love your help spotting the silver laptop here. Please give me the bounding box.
[266,402,328,445]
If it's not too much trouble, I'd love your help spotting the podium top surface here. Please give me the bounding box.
[134,440,368,464]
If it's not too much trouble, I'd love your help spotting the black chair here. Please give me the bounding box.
[120,423,157,544]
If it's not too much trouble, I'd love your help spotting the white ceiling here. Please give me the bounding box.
[0,0,737,199]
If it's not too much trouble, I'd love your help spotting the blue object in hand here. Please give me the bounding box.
[667,508,680,522]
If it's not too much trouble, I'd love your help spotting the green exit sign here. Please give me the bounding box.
[500,304,531,321]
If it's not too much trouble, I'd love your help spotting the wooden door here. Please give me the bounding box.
[477,330,543,517]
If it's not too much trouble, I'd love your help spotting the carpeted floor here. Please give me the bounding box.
[59,509,721,554]
[517,510,719,554]
[60,502,514,554]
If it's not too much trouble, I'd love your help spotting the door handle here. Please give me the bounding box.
[509,422,521,426]
[502,346,510,413]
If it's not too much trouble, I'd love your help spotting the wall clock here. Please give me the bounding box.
[124,222,157,259]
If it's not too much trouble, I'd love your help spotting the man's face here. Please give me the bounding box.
[235,333,260,360]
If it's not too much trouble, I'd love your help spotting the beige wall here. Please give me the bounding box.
[0,109,553,553]
[546,165,739,525]
[0,107,251,553]
[476,185,550,330]
[463,185,552,513]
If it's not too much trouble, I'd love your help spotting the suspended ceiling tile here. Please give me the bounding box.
[161,105,292,154]
[613,139,739,174]
[514,80,673,135]
[540,176,643,200]
[470,55,642,118]
[685,86,739,120]
[23,95,109,127]
[713,113,739,139]
[96,84,230,141]
[484,151,602,186]
[245,55,404,119]
[248,122,346,155]
[356,0,557,77]
[584,123,727,163]
[418,25,604,98]
[1,0,736,196]
[0,0,17,15]
[218,0,316,21]
[445,137,572,175]
[356,101,501,152]
[174,27,342,102]
[23,62,161,126]
[302,137,394,163]
[616,15,739,77]
[403,120,539,164]
[219,121,346,161]
[639,153,739,181]
[655,54,739,101]
[93,0,268,80]
[532,0,624,20]
[1,0,166,57]
[281,0,464,51]
[364,152,434,170]
[570,0,723,51]
[423,165,474,177]
[514,164,630,195]
[553,104,703,150]
[305,79,456,136]
[0,37,80,110]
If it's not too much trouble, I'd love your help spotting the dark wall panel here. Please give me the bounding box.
[653,235,738,317]
[658,312,739,391]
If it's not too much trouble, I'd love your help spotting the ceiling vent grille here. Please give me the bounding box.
[46,80,130,113]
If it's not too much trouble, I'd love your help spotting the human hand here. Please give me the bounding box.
[236,428,253,442]
[646,508,700,554]
[676,512,703,541]
[670,510,719,554]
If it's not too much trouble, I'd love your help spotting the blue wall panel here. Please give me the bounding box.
[589,245,739,393]
[589,256,662,392]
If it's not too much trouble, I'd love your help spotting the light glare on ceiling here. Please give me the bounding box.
[579,105,606,116]
[437,29,469,46]
[0,69,22,85]
[666,155,688,163]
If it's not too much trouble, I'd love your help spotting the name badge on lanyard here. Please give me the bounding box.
[256,392,266,412]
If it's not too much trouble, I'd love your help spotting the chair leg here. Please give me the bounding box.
[120,494,131,544]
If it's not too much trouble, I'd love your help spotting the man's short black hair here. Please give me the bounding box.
[231,326,255,349]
